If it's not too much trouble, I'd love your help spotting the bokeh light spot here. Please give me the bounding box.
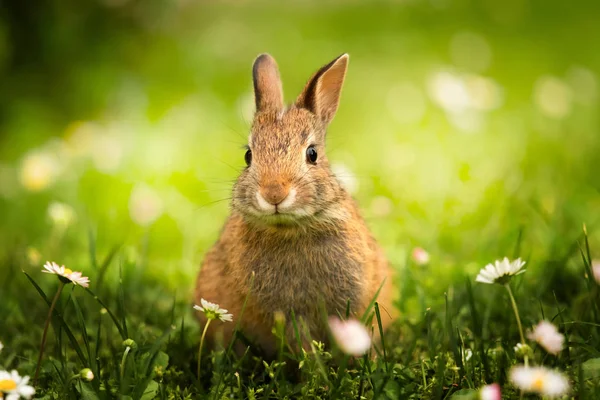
[19,151,61,192]
[129,184,164,226]
[533,76,573,119]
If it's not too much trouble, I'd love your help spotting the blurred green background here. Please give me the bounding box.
[1,0,599,302]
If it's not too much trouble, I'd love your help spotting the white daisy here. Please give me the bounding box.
[411,247,430,265]
[66,271,91,287]
[328,317,372,357]
[193,299,233,322]
[476,257,526,285]
[592,260,600,284]
[0,341,3,353]
[480,383,501,400]
[42,261,90,287]
[527,321,564,355]
[510,366,569,397]
[0,370,35,399]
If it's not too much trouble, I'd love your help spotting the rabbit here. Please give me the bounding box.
[194,53,397,357]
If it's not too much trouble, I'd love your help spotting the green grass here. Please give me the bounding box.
[2,223,600,398]
[2,0,600,398]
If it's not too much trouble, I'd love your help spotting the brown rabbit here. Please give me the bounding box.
[194,53,396,357]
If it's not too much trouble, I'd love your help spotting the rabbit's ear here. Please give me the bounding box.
[296,53,349,124]
[253,54,284,113]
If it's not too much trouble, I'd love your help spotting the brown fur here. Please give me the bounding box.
[195,53,397,357]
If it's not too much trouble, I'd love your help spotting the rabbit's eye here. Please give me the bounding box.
[306,146,318,164]
[244,149,252,166]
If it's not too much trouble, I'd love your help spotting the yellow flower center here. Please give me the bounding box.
[532,375,545,391]
[0,379,17,391]
[64,268,73,275]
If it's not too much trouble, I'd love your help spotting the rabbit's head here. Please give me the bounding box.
[232,53,350,227]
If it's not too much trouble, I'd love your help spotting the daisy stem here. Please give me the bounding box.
[505,283,529,367]
[62,374,80,397]
[34,281,66,385]
[197,319,212,380]
[120,345,131,383]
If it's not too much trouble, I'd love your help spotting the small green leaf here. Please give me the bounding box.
[140,380,159,400]
[582,357,600,379]
[383,380,402,399]
[75,381,100,400]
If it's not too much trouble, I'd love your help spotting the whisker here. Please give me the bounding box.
[197,178,238,185]
[218,118,250,144]
[194,188,233,194]
[218,159,245,174]
[194,197,232,211]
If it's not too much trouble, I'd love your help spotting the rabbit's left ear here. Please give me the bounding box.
[296,53,349,124]
[253,53,284,113]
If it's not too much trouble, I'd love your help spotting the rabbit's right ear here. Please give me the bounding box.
[253,54,284,113]
[295,53,349,124]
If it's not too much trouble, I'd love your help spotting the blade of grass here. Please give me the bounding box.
[264,314,287,398]
[88,227,98,270]
[581,225,600,325]
[458,329,474,388]
[465,278,490,382]
[433,352,446,399]
[118,259,129,339]
[583,224,593,267]
[362,351,376,397]
[361,279,386,324]
[298,318,329,387]
[23,272,88,366]
[512,225,524,259]
[374,302,389,373]
[179,316,186,349]
[562,321,600,328]
[71,290,92,367]
[446,292,462,378]
[289,309,303,354]
[84,287,127,340]
[225,272,255,357]
[214,273,256,400]
[94,311,103,392]
[552,291,571,364]
[96,243,121,289]
[578,245,595,289]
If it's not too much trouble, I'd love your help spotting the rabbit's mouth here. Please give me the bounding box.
[243,208,313,228]
[256,211,306,225]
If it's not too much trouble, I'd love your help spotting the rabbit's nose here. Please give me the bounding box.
[259,184,290,206]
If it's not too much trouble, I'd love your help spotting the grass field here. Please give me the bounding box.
[1,0,600,398]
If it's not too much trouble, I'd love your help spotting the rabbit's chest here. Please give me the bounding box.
[245,237,365,318]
